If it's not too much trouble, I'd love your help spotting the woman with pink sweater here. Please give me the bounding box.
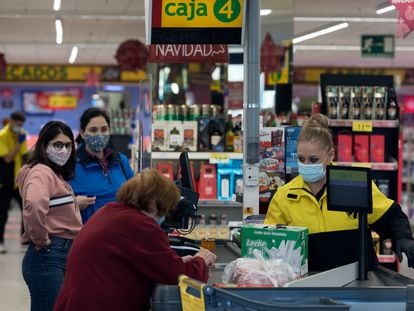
[16,121,82,311]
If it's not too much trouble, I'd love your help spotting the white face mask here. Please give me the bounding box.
[46,145,71,166]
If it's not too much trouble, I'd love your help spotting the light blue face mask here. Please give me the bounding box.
[156,215,166,225]
[298,162,326,183]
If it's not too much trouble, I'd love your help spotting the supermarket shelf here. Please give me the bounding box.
[329,119,399,128]
[378,254,397,263]
[152,152,243,161]
[199,200,242,208]
[332,159,398,171]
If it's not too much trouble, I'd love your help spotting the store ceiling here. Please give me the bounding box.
[0,0,412,68]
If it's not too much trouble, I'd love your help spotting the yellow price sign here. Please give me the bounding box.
[49,95,78,109]
[351,162,371,168]
[352,120,373,132]
[209,153,229,164]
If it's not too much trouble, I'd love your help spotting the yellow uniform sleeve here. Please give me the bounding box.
[264,190,288,225]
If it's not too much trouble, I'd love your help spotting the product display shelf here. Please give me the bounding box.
[332,157,398,171]
[329,119,399,129]
[152,151,243,161]
[198,200,243,222]
[320,74,402,271]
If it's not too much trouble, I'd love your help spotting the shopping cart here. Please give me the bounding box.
[178,275,350,311]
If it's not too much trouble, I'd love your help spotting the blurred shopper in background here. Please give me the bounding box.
[70,107,134,223]
[0,111,28,253]
[265,114,414,271]
[54,169,216,311]
[16,121,82,311]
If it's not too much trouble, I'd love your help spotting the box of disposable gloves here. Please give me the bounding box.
[241,224,308,276]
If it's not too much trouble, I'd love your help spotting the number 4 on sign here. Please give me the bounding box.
[219,0,233,19]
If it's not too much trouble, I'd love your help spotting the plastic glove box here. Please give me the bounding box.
[241,224,308,276]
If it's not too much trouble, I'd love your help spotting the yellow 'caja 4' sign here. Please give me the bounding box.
[149,0,245,44]
[160,0,244,28]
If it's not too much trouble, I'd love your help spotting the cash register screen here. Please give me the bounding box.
[326,165,372,213]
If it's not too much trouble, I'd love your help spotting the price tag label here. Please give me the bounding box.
[209,153,230,164]
[352,121,373,132]
[351,162,371,168]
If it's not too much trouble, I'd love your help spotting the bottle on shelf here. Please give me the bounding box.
[210,125,223,151]
[265,113,277,127]
[233,121,242,153]
[169,126,181,150]
[225,114,235,152]
[387,87,398,120]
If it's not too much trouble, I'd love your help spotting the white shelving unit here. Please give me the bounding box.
[152,152,243,161]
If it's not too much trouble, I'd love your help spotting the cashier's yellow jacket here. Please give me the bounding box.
[264,175,413,271]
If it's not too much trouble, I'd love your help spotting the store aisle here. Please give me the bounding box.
[0,202,29,310]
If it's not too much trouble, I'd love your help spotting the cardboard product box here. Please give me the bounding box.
[370,134,385,162]
[336,134,353,162]
[167,121,184,151]
[152,121,169,151]
[354,134,369,162]
[241,224,308,276]
[181,121,198,152]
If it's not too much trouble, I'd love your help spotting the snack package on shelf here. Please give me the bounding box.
[259,127,285,204]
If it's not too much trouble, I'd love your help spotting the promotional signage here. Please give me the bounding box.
[361,35,395,58]
[391,0,414,38]
[2,65,146,82]
[148,44,228,63]
[147,0,245,44]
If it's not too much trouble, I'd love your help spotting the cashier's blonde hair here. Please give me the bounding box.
[117,169,180,216]
[298,114,334,152]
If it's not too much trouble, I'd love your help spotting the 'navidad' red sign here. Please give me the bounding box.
[391,0,414,38]
[148,44,228,63]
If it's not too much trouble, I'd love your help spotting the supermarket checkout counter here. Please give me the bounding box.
[152,241,414,311]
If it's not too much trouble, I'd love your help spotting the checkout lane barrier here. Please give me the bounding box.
[178,275,350,311]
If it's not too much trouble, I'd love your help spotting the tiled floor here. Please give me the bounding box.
[0,203,30,310]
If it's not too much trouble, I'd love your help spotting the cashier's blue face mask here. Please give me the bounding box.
[156,215,166,226]
[298,162,326,183]
[84,134,110,153]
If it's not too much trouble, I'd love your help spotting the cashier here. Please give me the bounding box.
[54,169,216,311]
[264,114,414,271]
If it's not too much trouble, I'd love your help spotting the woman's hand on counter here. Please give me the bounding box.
[181,255,194,263]
[194,248,217,268]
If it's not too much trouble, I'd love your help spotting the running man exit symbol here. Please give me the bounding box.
[361,35,395,58]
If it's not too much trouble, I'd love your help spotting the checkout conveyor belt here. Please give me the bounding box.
[152,240,414,311]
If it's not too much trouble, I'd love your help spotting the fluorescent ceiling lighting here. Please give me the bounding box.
[53,0,61,11]
[55,19,63,44]
[292,22,349,44]
[294,17,396,23]
[69,46,78,64]
[294,45,414,52]
[376,5,396,15]
[260,9,271,16]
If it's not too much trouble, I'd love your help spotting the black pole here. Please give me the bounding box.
[358,212,368,280]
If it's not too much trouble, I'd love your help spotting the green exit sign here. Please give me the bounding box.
[361,35,394,58]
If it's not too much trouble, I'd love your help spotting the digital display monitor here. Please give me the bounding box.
[326,165,372,214]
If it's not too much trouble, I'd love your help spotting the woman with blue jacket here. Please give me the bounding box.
[71,108,134,223]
